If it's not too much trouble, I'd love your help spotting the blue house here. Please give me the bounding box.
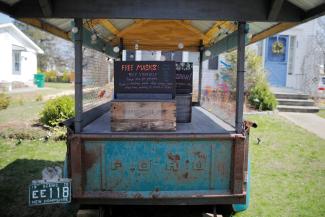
[258,17,324,96]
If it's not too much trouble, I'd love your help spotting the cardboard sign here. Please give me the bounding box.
[176,62,193,94]
[114,61,176,99]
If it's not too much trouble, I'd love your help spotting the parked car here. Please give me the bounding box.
[318,76,325,98]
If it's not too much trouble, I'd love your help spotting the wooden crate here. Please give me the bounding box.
[111,100,176,132]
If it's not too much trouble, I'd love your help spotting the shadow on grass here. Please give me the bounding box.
[98,205,234,217]
[0,159,235,217]
[0,159,74,217]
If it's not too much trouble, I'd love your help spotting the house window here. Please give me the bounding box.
[141,51,158,60]
[12,50,21,75]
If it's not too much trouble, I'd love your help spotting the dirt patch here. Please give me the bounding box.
[0,121,48,140]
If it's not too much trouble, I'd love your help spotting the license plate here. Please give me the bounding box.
[29,179,71,206]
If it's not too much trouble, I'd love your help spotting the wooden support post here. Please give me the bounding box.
[119,37,124,59]
[235,22,246,133]
[198,41,203,105]
[74,18,83,133]
[231,136,245,194]
[233,22,247,196]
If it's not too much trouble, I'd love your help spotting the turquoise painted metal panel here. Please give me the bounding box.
[84,139,232,196]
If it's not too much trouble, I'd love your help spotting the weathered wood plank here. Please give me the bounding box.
[111,100,176,132]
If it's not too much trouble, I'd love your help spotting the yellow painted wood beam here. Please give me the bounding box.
[91,19,119,35]
[204,21,237,45]
[19,18,70,41]
[204,21,225,44]
[117,20,152,37]
[222,21,237,32]
[250,22,298,44]
[123,44,199,52]
[174,20,207,41]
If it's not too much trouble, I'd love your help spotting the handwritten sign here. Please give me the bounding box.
[176,62,193,94]
[114,61,175,99]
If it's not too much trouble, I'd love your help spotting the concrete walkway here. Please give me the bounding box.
[270,86,304,94]
[279,112,325,140]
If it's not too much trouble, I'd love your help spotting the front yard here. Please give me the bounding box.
[238,114,325,217]
[0,97,324,216]
[0,82,73,139]
[0,138,71,217]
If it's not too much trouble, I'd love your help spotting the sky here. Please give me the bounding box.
[0,12,13,24]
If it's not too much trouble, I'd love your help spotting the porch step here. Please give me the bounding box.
[277,105,319,113]
[277,98,315,106]
[274,93,309,100]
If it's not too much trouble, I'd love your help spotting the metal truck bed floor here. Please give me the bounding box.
[82,106,235,134]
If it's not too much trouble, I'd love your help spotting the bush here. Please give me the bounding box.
[220,49,268,91]
[0,93,10,110]
[62,71,70,83]
[42,71,57,82]
[248,80,277,111]
[41,71,73,83]
[40,96,75,127]
[35,94,43,102]
[221,49,277,111]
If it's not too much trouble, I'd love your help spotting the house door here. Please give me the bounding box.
[265,35,289,87]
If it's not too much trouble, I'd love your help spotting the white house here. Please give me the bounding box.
[0,23,43,90]
[250,17,325,96]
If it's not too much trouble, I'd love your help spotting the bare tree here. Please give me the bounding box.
[301,36,320,96]
[14,20,74,72]
[316,17,325,74]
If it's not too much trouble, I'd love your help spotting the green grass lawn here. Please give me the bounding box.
[0,82,74,138]
[317,109,325,119]
[0,114,324,217]
[0,101,44,124]
[44,82,74,90]
[0,138,72,217]
[237,114,325,217]
[8,82,73,102]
